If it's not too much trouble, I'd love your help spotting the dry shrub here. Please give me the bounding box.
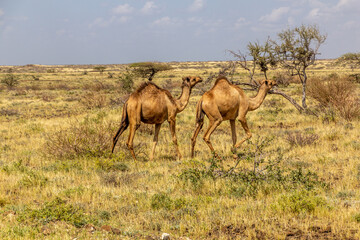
[0,108,20,117]
[45,115,116,158]
[273,72,291,87]
[83,81,114,91]
[285,131,319,147]
[308,76,360,120]
[99,172,143,187]
[81,92,108,109]
[46,83,72,90]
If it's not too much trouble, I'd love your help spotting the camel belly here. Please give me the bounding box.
[216,97,240,120]
[140,104,168,124]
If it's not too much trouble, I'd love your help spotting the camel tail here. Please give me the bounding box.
[112,102,129,153]
[195,99,204,123]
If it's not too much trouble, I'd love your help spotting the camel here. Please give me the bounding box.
[191,76,276,157]
[112,76,203,161]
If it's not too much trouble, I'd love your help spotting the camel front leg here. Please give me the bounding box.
[230,119,237,153]
[169,119,182,160]
[149,123,162,161]
[191,120,204,158]
[234,117,252,149]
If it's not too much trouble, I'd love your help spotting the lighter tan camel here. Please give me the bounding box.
[112,76,203,161]
[191,76,276,157]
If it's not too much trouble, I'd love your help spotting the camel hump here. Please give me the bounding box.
[214,76,230,85]
[134,81,161,94]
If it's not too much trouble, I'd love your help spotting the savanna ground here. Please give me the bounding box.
[0,60,360,239]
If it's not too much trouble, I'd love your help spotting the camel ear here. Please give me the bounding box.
[182,76,190,82]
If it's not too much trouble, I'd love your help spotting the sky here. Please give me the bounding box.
[0,0,359,65]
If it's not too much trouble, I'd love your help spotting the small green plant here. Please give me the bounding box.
[18,171,48,188]
[118,70,134,93]
[1,73,19,88]
[0,197,8,207]
[95,154,128,171]
[17,197,97,228]
[108,72,114,78]
[31,75,40,81]
[178,168,204,189]
[98,210,111,220]
[273,190,328,214]
[151,193,173,210]
[354,213,360,223]
[93,66,106,74]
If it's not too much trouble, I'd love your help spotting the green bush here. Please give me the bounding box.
[1,73,19,88]
[17,197,97,228]
[273,190,328,214]
[18,171,48,188]
[95,154,128,171]
[118,71,134,93]
[151,193,173,210]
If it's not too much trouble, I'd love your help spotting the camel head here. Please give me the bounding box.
[259,79,277,90]
[182,76,203,88]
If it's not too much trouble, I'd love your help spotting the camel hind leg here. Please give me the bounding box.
[200,100,223,156]
[125,101,142,161]
[111,121,129,153]
[202,117,222,155]
[234,116,252,149]
[149,123,162,161]
[112,102,129,153]
[191,100,205,158]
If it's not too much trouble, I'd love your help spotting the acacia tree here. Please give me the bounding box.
[337,52,360,70]
[272,24,327,108]
[228,39,277,84]
[229,43,304,113]
[129,62,172,81]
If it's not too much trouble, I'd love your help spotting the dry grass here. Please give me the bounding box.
[0,61,360,239]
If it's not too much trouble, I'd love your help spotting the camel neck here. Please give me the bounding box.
[248,85,269,111]
[176,85,191,112]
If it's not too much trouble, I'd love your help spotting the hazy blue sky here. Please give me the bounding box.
[0,0,359,65]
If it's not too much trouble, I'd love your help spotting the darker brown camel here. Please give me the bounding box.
[191,76,276,157]
[112,76,203,161]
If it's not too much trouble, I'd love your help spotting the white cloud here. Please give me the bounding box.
[152,16,172,26]
[112,4,134,15]
[259,7,290,22]
[141,1,157,14]
[334,0,360,11]
[189,0,205,12]
[307,8,320,19]
[234,17,248,29]
[188,17,203,24]
[88,16,129,28]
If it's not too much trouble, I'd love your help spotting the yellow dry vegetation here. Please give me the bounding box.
[0,60,360,239]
